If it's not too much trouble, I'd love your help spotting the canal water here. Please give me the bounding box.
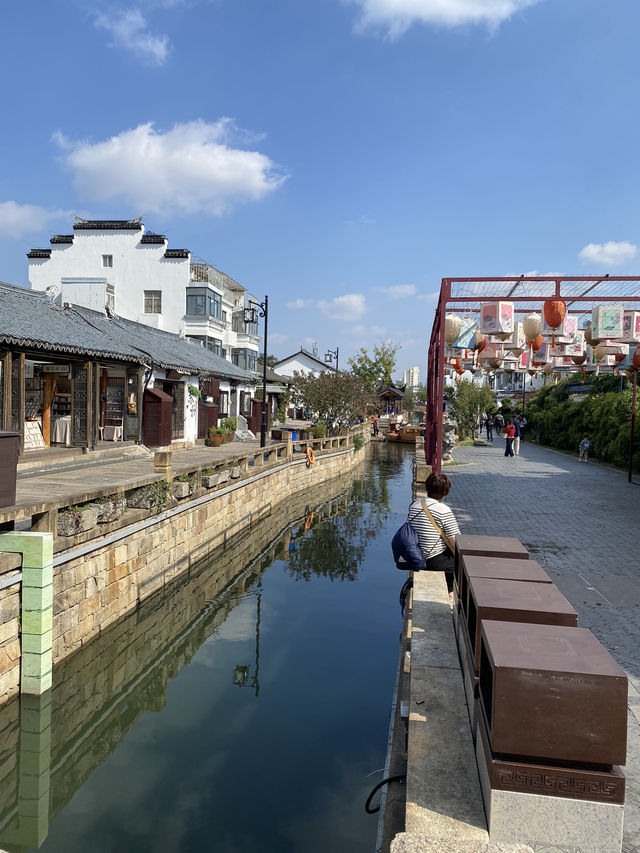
[0,443,414,853]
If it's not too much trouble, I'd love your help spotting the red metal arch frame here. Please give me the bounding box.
[425,276,640,473]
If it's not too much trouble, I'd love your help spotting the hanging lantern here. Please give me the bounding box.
[633,346,640,371]
[523,312,542,344]
[543,363,555,376]
[488,358,502,369]
[455,367,465,376]
[527,368,537,377]
[571,353,587,366]
[594,343,608,362]
[531,333,544,352]
[444,313,462,347]
[614,352,626,375]
[543,299,567,346]
[471,327,484,351]
[584,320,599,348]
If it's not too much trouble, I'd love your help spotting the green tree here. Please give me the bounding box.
[290,370,373,431]
[257,353,278,368]
[348,342,400,393]
[446,380,495,439]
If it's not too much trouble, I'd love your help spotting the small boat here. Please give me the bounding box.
[386,422,424,443]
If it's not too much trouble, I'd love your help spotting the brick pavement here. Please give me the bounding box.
[445,439,640,853]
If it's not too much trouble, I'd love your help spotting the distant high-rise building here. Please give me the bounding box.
[403,366,420,390]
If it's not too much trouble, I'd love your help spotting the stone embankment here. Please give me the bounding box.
[379,440,534,853]
[0,430,367,703]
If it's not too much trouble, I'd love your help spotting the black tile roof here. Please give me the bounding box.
[164,249,189,258]
[26,249,52,258]
[140,234,166,244]
[73,218,143,231]
[0,282,255,382]
[50,235,74,244]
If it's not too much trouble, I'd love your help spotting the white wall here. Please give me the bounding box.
[273,354,331,378]
[29,229,189,334]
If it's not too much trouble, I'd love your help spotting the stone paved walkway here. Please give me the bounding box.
[444,439,640,852]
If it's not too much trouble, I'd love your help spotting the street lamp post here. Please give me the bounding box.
[244,295,269,448]
[324,347,339,372]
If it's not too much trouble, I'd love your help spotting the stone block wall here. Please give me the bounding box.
[0,555,22,705]
[0,445,365,703]
[0,467,358,831]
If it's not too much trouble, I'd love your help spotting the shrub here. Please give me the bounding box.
[312,419,328,438]
[353,435,364,451]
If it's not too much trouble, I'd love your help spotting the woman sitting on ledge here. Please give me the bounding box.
[407,472,460,593]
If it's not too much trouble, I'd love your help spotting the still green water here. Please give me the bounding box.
[0,443,413,853]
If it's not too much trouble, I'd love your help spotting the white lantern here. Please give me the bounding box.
[444,314,462,346]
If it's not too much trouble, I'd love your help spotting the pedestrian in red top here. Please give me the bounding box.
[504,419,516,457]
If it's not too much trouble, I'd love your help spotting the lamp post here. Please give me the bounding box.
[324,347,339,372]
[244,295,268,448]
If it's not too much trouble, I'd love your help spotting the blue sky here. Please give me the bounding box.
[1,0,639,377]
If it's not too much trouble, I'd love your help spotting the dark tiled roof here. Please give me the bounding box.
[0,283,255,382]
[140,234,166,244]
[26,249,52,258]
[50,235,74,244]
[165,249,189,258]
[73,219,143,231]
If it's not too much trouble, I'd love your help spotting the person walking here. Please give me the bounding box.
[407,472,460,593]
[485,415,494,442]
[494,411,504,438]
[504,418,515,457]
[579,436,591,463]
[512,416,521,456]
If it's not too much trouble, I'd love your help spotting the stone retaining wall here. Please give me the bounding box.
[0,468,359,840]
[0,443,366,703]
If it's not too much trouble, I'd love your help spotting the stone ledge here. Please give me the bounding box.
[391,834,533,853]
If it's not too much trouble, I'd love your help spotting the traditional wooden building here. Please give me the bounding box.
[0,282,255,455]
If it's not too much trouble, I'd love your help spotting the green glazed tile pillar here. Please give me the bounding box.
[0,532,54,695]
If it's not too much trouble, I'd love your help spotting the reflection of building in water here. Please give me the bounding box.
[0,467,362,850]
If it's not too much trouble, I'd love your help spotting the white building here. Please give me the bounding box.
[28,217,260,421]
[402,366,420,390]
[272,348,335,379]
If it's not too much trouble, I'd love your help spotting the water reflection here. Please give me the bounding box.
[0,466,365,852]
[0,445,411,853]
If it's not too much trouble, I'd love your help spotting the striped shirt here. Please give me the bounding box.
[407,498,460,561]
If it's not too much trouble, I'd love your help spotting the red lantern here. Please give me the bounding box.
[614,352,626,375]
[531,333,544,352]
[543,299,566,345]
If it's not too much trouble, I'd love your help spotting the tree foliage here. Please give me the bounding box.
[525,373,640,471]
[348,342,400,393]
[289,370,372,431]
[446,380,495,439]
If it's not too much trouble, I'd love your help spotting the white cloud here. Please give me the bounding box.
[316,293,366,321]
[286,298,314,310]
[417,290,440,301]
[374,284,416,299]
[54,120,287,216]
[94,10,170,66]
[578,241,637,267]
[347,0,542,38]
[0,201,72,239]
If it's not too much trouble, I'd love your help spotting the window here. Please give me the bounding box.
[102,255,113,268]
[233,310,258,336]
[144,290,162,313]
[186,287,221,318]
[240,391,252,414]
[106,284,115,311]
[232,349,258,372]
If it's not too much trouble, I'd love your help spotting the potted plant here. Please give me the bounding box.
[57,503,99,536]
[221,417,237,442]
[208,426,225,447]
[201,467,219,488]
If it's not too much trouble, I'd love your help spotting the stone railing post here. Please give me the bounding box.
[0,532,54,695]
[154,450,172,482]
